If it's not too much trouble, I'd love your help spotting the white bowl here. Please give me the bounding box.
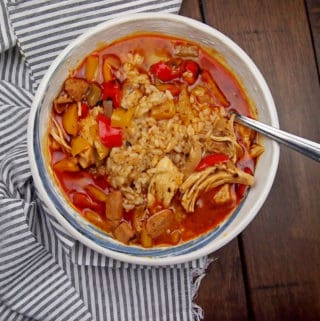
[27,13,279,266]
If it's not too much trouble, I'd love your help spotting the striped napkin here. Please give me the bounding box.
[0,1,212,320]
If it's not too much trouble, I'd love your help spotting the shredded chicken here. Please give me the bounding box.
[207,135,243,161]
[179,162,254,212]
[250,143,265,158]
[213,184,235,206]
[78,106,109,163]
[78,147,95,168]
[173,43,199,57]
[177,85,193,125]
[50,117,71,152]
[181,140,202,176]
[147,157,184,208]
[205,113,243,162]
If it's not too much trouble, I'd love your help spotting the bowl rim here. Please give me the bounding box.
[27,12,280,266]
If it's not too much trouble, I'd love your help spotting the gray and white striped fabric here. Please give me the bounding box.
[0,1,212,320]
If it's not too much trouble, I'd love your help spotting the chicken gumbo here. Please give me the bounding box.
[48,34,264,247]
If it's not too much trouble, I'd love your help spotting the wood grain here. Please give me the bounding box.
[179,0,203,20]
[306,0,320,75]
[196,243,248,321]
[201,0,320,320]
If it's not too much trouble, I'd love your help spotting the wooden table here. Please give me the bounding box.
[180,1,320,320]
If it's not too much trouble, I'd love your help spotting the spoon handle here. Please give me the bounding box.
[235,114,320,162]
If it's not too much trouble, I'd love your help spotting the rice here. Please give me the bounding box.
[105,54,239,211]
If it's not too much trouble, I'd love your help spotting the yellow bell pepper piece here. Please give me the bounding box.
[86,184,108,202]
[151,99,176,120]
[102,60,113,82]
[140,228,153,248]
[111,108,135,128]
[62,103,78,136]
[71,136,91,156]
[104,54,121,69]
[85,210,105,229]
[94,139,109,160]
[85,55,99,81]
[177,86,193,125]
[53,157,80,172]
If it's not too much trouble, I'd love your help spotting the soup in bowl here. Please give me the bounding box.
[28,13,279,265]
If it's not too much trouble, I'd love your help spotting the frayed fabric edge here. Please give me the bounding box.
[191,256,216,321]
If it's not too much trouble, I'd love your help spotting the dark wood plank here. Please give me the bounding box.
[306,0,320,74]
[179,0,203,20]
[202,0,320,320]
[180,1,249,320]
[196,242,248,321]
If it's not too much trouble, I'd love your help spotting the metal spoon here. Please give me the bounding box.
[234,113,320,162]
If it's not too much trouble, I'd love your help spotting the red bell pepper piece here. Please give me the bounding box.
[150,58,185,82]
[243,167,253,175]
[93,175,109,189]
[72,192,104,214]
[73,192,92,209]
[80,102,89,119]
[183,60,200,85]
[195,153,229,171]
[101,80,122,108]
[97,114,122,147]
